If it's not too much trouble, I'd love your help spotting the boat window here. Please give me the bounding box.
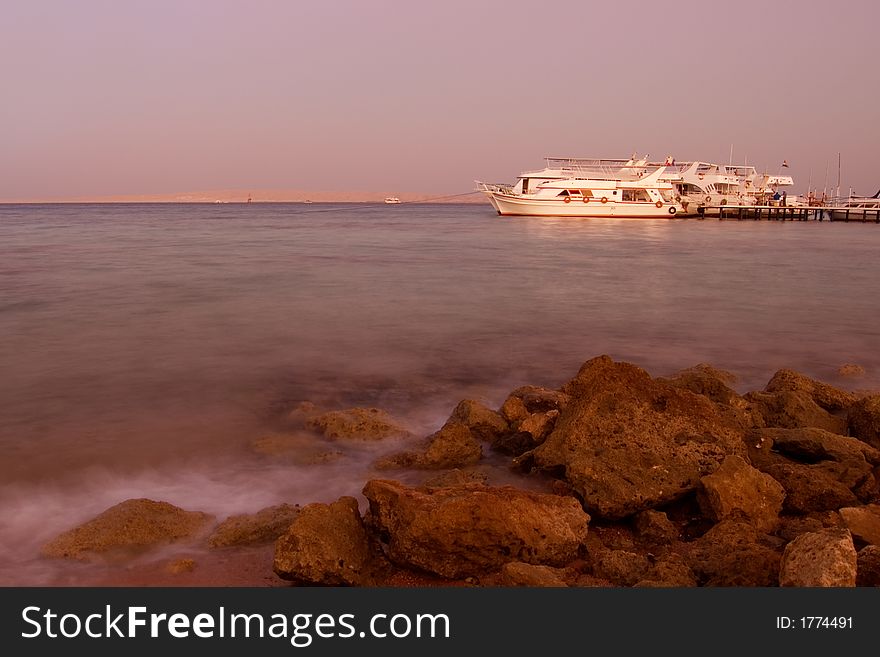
[621,189,651,202]
[579,189,593,197]
[567,190,582,196]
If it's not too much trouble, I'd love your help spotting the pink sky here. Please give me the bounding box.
[1,0,878,199]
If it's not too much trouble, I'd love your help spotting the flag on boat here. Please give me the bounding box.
[782,160,789,168]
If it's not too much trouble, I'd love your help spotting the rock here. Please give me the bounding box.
[286,401,320,427]
[250,431,343,464]
[685,518,781,586]
[499,396,529,425]
[422,469,489,488]
[166,558,196,574]
[661,363,742,406]
[449,399,508,443]
[838,364,866,378]
[375,421,481,470]
[848,395,880,450]
[697,455,785,532]
[635,554,697,588]
[499,562,568,587]
[744,390,847,435]
[306,407,411,441]
[764,369,856,413]
[363,479,589,579]
[764,462,859,513]
[518,410,559,442]
[633,510,679,544]
[838,505,880,545]
[209,503,301,548]
[532,356,747,519]
[779,528,857,587]
[776,513,843,543]
[42,499,214,561]
[856,545,880,586]
[507,386,571,414]
[767,427,880,471]
[273,497,377,586]
[491,431,543,457]
[592,549,651,586]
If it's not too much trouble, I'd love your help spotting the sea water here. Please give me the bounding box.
[1,202,879,583]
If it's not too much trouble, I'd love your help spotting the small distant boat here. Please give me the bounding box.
[384,197,402,204]
[304,199,313,204]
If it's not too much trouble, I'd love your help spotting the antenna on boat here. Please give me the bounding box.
[729,144,733,166]
[836,153,841,199]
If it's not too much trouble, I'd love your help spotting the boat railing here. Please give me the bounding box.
[475,181,516,195]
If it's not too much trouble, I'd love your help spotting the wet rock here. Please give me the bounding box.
[661,363,742,406]
[779,528,857,587]
[449,399,508,443]
[499,396,529,425]
[507,386,570,414]
[500,562,568,587]
[306,407,412,441]
[838,505,880,545]
[592,549,651,586]
[697,455,785,532]
[764,369,856,413]
[684,518,781,586]
[744,390,847,435]
[856,545,880,586]
[209,503,301,548]
[250,431,343,465]
[491,431,542,457]
[518,410,559,443]
[848,395,880,450]
[375,421,481,470]
[838,364,866,378]
[422,468,489,488]
[286,401,320,427]
[633,510,679,544]
[532,356,747,519]
[635,554,697,588]
[42,499,214,561]
[363,479,589,579]
[273,497,377,586]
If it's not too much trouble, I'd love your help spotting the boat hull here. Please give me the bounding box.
[486,192,682,218]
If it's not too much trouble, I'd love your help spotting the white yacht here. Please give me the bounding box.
[476,156,684,218]
[384,197,402,204]
[662,161,796,214]
[827,192,880,221]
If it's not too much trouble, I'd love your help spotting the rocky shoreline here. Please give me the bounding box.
[40,356,880,587]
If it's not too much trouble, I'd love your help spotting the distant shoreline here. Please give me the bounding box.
[0,191,485,205]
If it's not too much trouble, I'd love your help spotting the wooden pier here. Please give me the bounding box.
[695,204,880,222]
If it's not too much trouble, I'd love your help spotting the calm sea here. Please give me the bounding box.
[1,202,879,583]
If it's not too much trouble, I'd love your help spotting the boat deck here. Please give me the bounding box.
[695,205,880,222]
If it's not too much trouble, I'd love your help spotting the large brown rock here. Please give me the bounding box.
[684,518,781,586]
[633,510,679,545]
[839,505,880,545]
[42,499,214,561]
[363,479,589,579]
[764,463,859,513]
[306,407,411,440]
[744,390,847,435]
[765,369,856,412]
[661,363,742,407]
[532,356,747,519]
[697,455,785,532]
[499,562,568,587]
[273,497,377,586]
[375,421,481,470]
[767,427,880,476]
[209,504,301,548]
[779,528,857,587]
[848,395,880,450]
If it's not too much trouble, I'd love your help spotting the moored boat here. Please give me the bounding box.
[476,156,683,218]
[384,197,401,204]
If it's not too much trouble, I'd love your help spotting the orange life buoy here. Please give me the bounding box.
[655,200,663,208]
[563,196,571,203]
[705,196,712,203]
[600,197,608,204]
[583,196,589,203]
[668,207,677,215]
[720,199,728,206]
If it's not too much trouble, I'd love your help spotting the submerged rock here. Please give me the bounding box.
[449,399,508,443]
[375,421,481,470]
[422,468,489,488]
[363,479,589,579]
[273,497,378,586]
[532,356,747,519]
[42,499,214,561]
[209,503,301,548]
[306,407,411,441]
[779,528,857,587]
[250,431,343,464]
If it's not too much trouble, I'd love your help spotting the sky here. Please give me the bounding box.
[1,0,878,199]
